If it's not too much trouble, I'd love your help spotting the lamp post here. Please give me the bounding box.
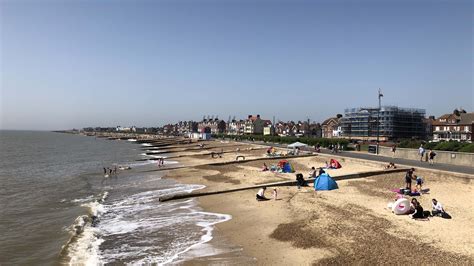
[377,89,383,154]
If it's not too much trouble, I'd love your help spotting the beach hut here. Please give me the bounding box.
[314,173,338,191]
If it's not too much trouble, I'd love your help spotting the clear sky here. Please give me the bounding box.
[1,0,472,130]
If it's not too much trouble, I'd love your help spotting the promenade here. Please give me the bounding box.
[244,141,474,176]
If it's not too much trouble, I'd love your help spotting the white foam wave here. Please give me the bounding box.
[71,195,94,203]
[146,150,161,153]
[127,139,137,142]
[66,191,109,265]
[141,143,152,146]
[160,211,232,265]
[67,226,104,265]
[127,160,157,167]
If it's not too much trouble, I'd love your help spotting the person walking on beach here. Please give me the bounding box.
[418,145,425,162]
[428,149,436,165]
[103,167,107,175]
[113,166,117,176]
[391,145,396,158]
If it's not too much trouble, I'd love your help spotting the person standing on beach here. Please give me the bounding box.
[428,149,436,165]
[405,168,415,191]
[418,145,425,162]
[103,167,107,175]
[391,145,396,158]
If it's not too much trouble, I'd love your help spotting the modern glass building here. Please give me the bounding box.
[341,106,426,141]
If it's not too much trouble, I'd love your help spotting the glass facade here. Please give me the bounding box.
[341,106,426,140]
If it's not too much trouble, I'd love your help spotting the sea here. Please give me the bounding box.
[0,131,243,265]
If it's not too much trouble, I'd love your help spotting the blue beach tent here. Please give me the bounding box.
[314,173,338,191]
[282,163,294,173]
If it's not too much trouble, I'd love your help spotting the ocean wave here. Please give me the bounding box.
[145,150,161,153]
[94,184,232,264]
[141,143,152,146]
[159,210,232,265]
[62,191,109,264]
[70,195,94,203]
[63,182,232,265]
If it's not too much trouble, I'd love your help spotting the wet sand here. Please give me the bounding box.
[162,140,474,264]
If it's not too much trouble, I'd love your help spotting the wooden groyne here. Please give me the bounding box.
[137,147,269,161]
[142,154,319,172]
[143,146,267,156]
[158,168,408,202]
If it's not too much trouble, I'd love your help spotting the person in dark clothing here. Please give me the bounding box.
[317,167,326,177]
[296,173,307,189]
[405,168,416,191]
[410,198,425,219]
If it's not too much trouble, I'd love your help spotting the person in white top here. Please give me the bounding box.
[256,187,269,201]
[431,198,445,216]
[418,145,425,162]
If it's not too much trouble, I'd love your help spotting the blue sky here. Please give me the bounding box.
[1,0,472,130]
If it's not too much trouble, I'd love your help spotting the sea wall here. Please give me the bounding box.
[378,146,474,167]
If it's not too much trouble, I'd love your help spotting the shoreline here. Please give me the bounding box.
[158,139,474,264]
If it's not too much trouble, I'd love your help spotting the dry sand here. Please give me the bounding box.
[162,140,474,265]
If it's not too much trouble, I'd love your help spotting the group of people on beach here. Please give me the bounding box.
[328,143,343,153]
[408,198,449,219]
[397,168,451,219]
[418,145,437,165]
[256,186,278,201]
[156,157,165,167]
[103,166,117,177]
[404,168,424,192]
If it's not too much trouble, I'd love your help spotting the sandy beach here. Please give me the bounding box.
[160,140,474,264]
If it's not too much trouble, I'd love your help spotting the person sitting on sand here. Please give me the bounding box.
[385,162,396,169]
[431,199,445,216]
[410,198,425,219]
[317,167,326,177]
[256,187,269,201]
[262,163,269,171]
[324,161,329,169]
[308,167,317,178]
[296,173,307,189]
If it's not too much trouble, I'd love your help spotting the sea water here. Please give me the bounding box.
[0,131,232,264]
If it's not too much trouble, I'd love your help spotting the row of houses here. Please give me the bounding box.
[82,108,473,142]
[168,115,323,137]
